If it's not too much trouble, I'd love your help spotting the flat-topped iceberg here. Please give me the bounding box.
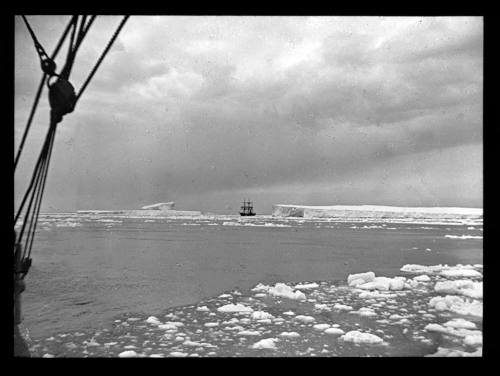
[141,202,175,210]
[77,201,204,217]
[272,204,482,220]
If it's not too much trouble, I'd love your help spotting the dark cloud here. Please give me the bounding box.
[14,16,483,212]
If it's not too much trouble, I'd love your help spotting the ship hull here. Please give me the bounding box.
[239,213,256,216]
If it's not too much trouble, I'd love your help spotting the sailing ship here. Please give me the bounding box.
[239,200,256,216]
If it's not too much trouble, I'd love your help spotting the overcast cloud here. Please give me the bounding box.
[14,16,483,213]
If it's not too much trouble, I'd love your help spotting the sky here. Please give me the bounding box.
[14,16,483,213]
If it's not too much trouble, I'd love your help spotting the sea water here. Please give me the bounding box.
[18,213,483,357]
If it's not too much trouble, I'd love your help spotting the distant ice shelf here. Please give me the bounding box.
[77,209,202,217]
[271,204,483,220]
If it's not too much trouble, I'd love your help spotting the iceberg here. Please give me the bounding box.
[78,201,203,217]
[78,209,202,217]
[141,202,175,210]
[271,204,482,222]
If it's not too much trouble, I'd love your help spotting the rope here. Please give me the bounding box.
[60,17,78,80]
[25,125,57,263]
[15,15,130,279]
[20,16,51,64]
[15,15,86,225]
[15,122,57,278]
[14,123,55,225]
[76,16,129,103]
[14,16,76,170]
[60,16,97,82]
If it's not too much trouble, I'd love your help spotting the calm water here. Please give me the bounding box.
[21,213,483,344]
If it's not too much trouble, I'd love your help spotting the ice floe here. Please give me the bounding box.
[251,338,279,350]
[400,264,482,277]
[444,235,483,240]
[428,295,482,318]
[145,316,161,325]
[351,307,377,317]
[348,272,406,291]
[251,311,274,320]
[252,282,306,300]
[30,260,482,357]
[434,280,482,299]
[324,328,345,335]
[340,331,384,344]
[217,303,253,313]
[347,272,375,286]
[294,282,319,290]
[294,315,315,323]
[118,350,138,357]
[413,275,431,282]
[443,318,477,330]
[424,323,482,347]
[333,303,353,311]
[204,322,219,327]
[439,269,482,278]
[279,332,301,338]
[238,330,261,336]
[426,347,482,357]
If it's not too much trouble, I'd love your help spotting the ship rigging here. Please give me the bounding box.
[13,15,129,357]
